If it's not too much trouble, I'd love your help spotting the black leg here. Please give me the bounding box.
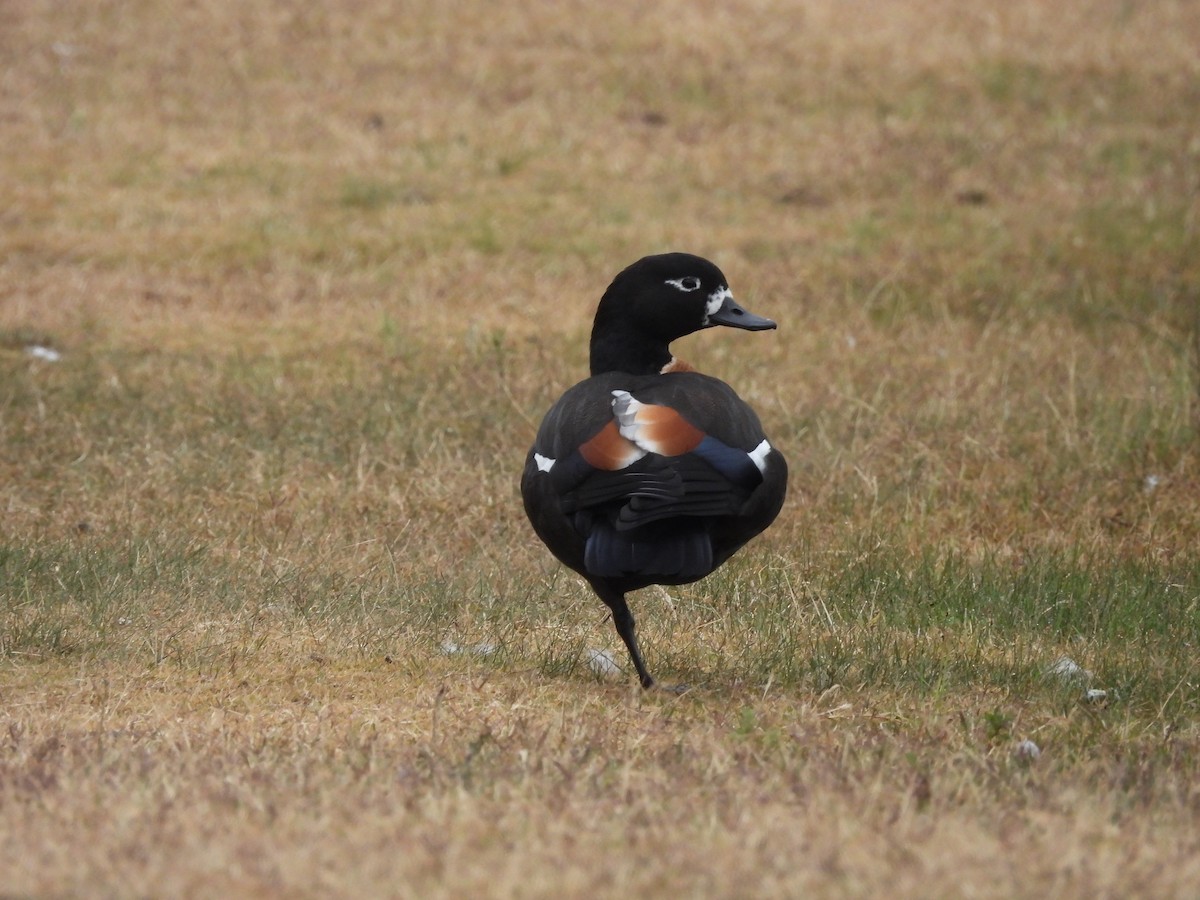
[590,581,655,689]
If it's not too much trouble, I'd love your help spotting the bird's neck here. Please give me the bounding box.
[589,326,673,376]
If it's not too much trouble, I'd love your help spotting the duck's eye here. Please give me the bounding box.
[666,276,703,293]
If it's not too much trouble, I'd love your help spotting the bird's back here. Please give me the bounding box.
[521,370,787,590]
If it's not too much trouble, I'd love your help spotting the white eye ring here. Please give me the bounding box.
[666,276,703,292]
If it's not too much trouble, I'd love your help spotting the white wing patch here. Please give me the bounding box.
[748,439,772,474]
[533,453,555,473]
[610,390,644,443]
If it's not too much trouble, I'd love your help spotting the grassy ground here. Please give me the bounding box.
[3,0,1199,895]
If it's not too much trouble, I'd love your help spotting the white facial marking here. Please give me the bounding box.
[533,453,555,473]
[748,439,772,474]
[704,285,732,321]
[665,275,703,292]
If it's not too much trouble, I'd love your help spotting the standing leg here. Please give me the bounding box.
[589,580,655,689]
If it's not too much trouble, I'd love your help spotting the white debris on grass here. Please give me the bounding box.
[1047,656,1093,682]
[1047,656,1116,704]
[25,345,62,362]
[440,640,498,657]
[1143,474,1162,493]
[585,648,622,678]
[1015,739,1041,761]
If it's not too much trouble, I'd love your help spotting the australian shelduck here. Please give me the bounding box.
[521,252,787,689]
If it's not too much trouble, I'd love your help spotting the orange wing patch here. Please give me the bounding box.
[579,420,647,471]
[611,390,705,457]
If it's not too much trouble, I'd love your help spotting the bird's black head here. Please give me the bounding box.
[589,252,776,375]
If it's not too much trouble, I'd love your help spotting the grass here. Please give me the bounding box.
[3,0,1200,895]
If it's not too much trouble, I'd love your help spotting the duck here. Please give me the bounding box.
[521,252,787,689]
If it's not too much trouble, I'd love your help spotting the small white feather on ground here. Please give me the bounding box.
[585,648,622,677]
[1015,739,1041,761]
[440,640,499,657]
[1047,656,1092,681]
[25,345,62,362]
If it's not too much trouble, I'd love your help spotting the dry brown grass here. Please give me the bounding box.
[5,657,1200,898]
[3,0,1200,895]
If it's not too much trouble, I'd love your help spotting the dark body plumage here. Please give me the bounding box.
[521,253,788,689]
